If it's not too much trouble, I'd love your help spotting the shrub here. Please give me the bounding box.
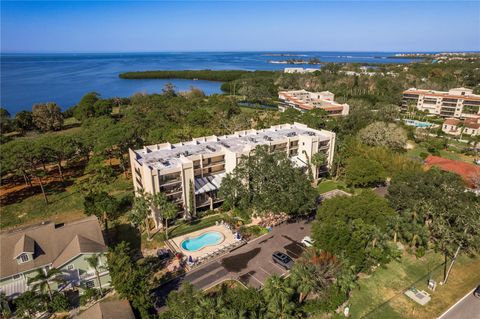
[415,247,426,258]
[49,292,69,312]
[419,152,429,160]
[79,288,100,306]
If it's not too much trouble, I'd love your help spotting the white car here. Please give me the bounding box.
[301,236,314,247]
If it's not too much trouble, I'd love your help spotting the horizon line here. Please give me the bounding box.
[2,50,480,55]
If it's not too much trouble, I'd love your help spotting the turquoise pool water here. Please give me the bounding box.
[404,119,435,128]
[181,231,223,252]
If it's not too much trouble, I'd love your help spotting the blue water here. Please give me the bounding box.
[404,119,435,128]
[1,52,421,114]
[181,231,223,251]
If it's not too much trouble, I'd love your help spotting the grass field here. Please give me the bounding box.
[1,174,133,229]
[317,180,349,194]
[406,142,475,163]
[348,251,480,319]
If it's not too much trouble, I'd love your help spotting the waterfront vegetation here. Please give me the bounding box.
[119,69,259,81]
[1,58,480,318]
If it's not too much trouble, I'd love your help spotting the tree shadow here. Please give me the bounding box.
[109,223,141,253]
[221,247,261,272]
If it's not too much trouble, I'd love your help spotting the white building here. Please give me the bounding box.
[402,87,480,119]
[129,123,336,228]
[442,117,480,136]
[278,89,349,116]
[284,67,320,74]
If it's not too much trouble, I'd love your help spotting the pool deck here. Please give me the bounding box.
[169,224,237,260]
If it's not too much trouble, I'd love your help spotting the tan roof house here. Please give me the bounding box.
[442,117,480,137]
[76,300,135,319]
[0,216,110,298]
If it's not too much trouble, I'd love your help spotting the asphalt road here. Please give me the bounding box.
[438,288,480,319]
[154,219,311,307]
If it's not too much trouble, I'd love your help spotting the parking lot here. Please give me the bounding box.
[154,219,311,307]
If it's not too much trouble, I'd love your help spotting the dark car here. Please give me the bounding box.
[272,251,294,270]
[474,285,480,298]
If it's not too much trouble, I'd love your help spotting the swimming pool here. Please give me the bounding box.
[404,119,436,128]
[181,231,224,252]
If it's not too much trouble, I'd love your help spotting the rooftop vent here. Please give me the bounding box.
[286,132,297,137]
[161,159,170,166]
[206,145,216,152]
[219,142,230,148]
[248,137,257,143]
[306,132,316,136]
[263,136,273,141]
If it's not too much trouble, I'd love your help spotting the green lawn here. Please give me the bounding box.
[348,251,480,319]
[1,174,133,229]
[168,213,227,238]
[317,180,348,194]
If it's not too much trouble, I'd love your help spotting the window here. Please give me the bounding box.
[85,280,95,289]
[67,264,75,271]
[19,254,29,263]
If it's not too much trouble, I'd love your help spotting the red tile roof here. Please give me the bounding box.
[424,155,480,188]
[443,118,460,126]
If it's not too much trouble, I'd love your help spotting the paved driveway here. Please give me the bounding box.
[154,219,311,307]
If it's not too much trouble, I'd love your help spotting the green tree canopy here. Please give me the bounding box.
[345,156,386,188]
[219,145,317,216]
[32,103,64,131]
[107,242,154,318]
[357,121,407,151]
[74,92,100,120]
[312,191,396,272]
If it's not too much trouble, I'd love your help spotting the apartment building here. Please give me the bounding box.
[442,117,480,137]
[129,123,336,228]
[402,87,480,119]
[0,216,110,299]
[278,89,350,116]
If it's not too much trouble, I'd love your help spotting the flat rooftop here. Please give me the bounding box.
[133,123,332,170]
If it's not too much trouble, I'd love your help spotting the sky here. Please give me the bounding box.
[1,1,479,53]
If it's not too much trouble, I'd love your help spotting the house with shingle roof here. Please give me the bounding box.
[0,216,110,298]
[75,300,135,319]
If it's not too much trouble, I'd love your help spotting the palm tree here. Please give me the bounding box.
[27,268,64,301]
[311,152,327,180]
[290,263,316,303]
[290,248,341,302]
[129,191,152,240]
[85,253,104,296]
[194,295,220,319]
[263,275,296,319]
[151,192,178,239]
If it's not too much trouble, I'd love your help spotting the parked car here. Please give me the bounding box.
[272,251,294,270]
[301,236,314,247]
[474,285,480,298]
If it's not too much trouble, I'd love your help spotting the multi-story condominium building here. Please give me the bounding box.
[129,123,336,228]
[278,89,350,116]
[0,216,110,299]
[402,87,480,119]
[442,117,480,136]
